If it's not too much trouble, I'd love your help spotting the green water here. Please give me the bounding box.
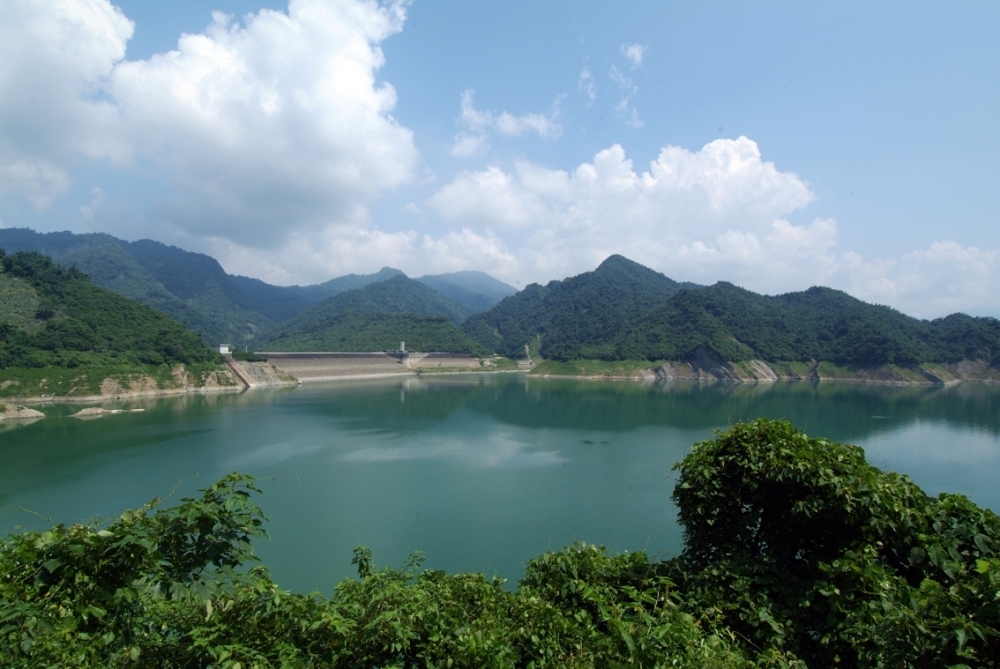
[2,375,1000,594]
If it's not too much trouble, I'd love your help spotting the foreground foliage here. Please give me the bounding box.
[2,420,998,667]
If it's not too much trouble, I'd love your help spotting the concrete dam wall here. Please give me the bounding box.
[257,352,482,382]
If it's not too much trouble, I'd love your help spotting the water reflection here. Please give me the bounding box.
[341,427,566,468]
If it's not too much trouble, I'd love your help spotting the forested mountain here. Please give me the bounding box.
[0,229,282,345]
[461,254,1000,368]
[615,282,1000,365]
[0,229,515,348]
[417,271,517,313]
[461,255,698,359]
[283,267,405,304]
[0,250,216,371]
[261,276,485,353]
[262,313,488,355]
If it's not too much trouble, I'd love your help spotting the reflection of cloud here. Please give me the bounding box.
[226,441,325,470]
[860,422,1000,465]
[342,433,565,468]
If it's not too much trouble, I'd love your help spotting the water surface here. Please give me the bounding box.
[2,375,998,593]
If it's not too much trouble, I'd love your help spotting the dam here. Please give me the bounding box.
[256,351,483,381]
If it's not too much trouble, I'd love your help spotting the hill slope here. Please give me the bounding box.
[263,276,484,353]
[615,282,1000,366]
[417,271,517,313]
[0,250,222,397]
[284,267,405,304]
[461,255,697,359]
[262,313,488,355]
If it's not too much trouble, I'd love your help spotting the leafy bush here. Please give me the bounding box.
[671,419,1000,667]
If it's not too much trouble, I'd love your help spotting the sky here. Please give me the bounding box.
[0,0,998,319]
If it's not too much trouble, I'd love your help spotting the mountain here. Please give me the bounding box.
[461,255,697,359]
[417,271,517,313]
[262,313,488,355]
[261,275,485,353]
[284,267,405,303]
[0,250,219,396]
[615,282,1000,366]
[0,229,517,349]
[0,229,281,345]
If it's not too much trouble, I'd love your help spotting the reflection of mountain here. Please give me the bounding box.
[460,377,1000,443]
[277,376,1000,443]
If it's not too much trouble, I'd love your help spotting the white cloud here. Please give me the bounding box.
[428,137,819,286]
[450,89,561,157]
[834,241,1000,318]
[620,43,646,68]
[0,0,133,208]
[0,0,418,245]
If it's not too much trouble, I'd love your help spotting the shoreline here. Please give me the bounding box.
[5,357,999,405]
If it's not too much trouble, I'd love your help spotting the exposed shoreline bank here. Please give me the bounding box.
[5,356,998,406]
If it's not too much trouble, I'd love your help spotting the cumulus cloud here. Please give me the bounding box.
[429,137,820,285]
[620,43,646,68]
[835,241,1000,318]
[0,0,133,208]
[0,0,418,244]
[450,89,561,157]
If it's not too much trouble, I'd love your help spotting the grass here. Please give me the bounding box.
[529,359,664,377]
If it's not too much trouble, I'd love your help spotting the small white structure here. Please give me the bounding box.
[400,341,405,352]
[219,345,230,355]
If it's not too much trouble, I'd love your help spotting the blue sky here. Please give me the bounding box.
[1,0,997,318]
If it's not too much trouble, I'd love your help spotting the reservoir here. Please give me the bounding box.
[2,374,999,594]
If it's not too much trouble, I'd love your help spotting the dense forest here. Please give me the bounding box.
[461,255,1000,368]
[261,276,488,353]
[0,250,217,371]
[614,282,1000,365]
[461,255,698,360]
[262,312,489,355]
[2,420,997,667]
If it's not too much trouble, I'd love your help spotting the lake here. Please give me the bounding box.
[2,374,1000,594]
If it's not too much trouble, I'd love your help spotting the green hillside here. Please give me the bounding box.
[461,255,696,359]
[417,270,517,313]
[263,313,488,354]
[0,229,280,345]
[271,275,472,336]
[615,282,1000,365]
[284,266,405,303]
[0,250,221,397]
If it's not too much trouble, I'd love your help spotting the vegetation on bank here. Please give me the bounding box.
[2,419,997,667]
[264,312,489,356]
[529,358,668,377]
